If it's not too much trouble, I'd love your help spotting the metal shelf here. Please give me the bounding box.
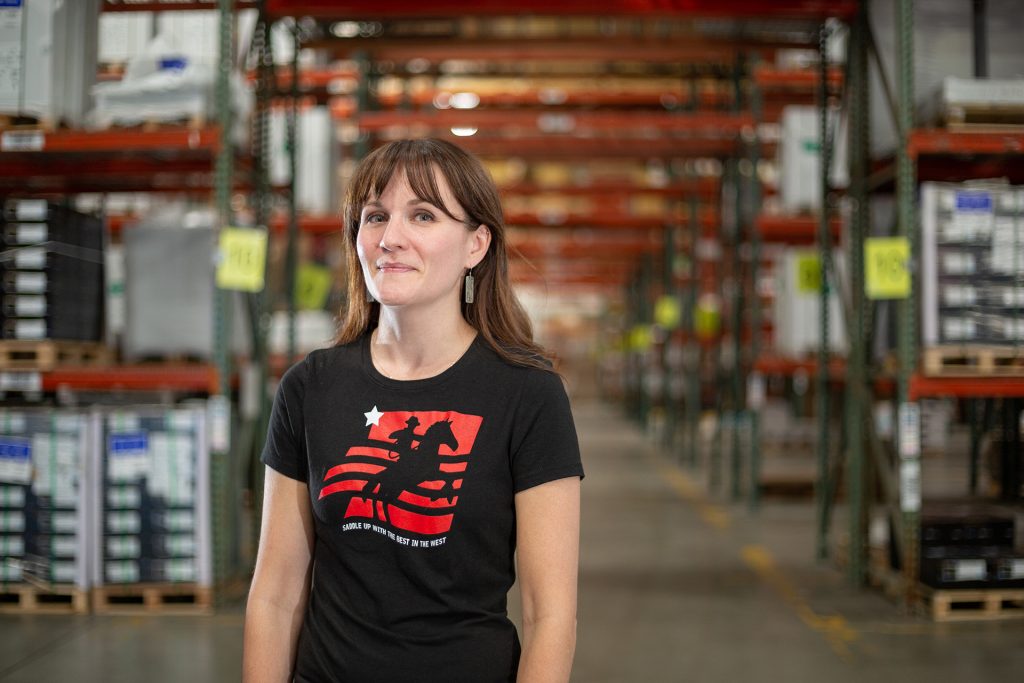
[267,0,856,20]
[755,213,843,245]
[909,375,1024,400]
[43,364,220,393]
[357,110,755,135]
[102,0,256,10]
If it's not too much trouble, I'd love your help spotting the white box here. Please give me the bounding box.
[0,408,93,590]
[90,405,212,587]
[270,106,339,215]
[0,0,99,126]
[772,247,847,356]
[777,105,849,213]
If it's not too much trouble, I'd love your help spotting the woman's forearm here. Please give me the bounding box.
[517,614,577,683]
[242,592,307,683]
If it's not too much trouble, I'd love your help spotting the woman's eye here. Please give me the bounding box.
[364,213,386,224]
[414,211,434,222]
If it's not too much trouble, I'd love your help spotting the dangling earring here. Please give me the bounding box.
[463,269,475,304]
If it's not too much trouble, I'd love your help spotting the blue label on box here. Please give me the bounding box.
[0,438,29,459]
[955,192,992,212]
[0,1,23,8]
[109,433,148,455]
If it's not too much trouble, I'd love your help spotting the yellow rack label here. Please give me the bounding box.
[217,227,268,293]
[865,237,910,300]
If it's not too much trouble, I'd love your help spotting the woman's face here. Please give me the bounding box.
[356,167,490,314]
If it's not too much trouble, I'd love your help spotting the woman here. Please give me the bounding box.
[243,138,584,683]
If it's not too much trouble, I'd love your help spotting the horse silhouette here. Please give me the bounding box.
[371,418,459,522]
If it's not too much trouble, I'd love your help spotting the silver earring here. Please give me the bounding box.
[464,269,474,304]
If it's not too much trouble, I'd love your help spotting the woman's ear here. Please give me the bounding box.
[467,224,492,268]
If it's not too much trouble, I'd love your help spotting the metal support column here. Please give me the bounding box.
[212,0,235,589]
[896,0,921,603]
[662,223,676,451]
[815,22,836,561]
[246,5,276,562]
[845,2,871,585]
[686,190,702,469]
[747,59,764,512]
[286,22,300,363]
[729,57,747,501]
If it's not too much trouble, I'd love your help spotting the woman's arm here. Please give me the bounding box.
[243,467,316,683]
[515,476,582,683]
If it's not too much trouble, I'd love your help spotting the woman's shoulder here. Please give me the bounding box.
[474,339,564,392]
[281,337,364,390]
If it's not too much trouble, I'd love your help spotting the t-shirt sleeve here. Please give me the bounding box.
[510,369,584,493]
[261,357,309,483]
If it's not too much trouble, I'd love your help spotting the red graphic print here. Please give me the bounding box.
[319,410,482,537]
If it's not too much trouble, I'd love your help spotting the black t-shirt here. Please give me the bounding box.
[261,333,584,683]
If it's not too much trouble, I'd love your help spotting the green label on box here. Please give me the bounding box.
[295,263,334,310]
[795,253,821,294]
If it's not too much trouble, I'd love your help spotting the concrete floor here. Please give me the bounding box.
[2,399,1023,682]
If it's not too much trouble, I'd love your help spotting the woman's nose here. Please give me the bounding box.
[378,218,405,251]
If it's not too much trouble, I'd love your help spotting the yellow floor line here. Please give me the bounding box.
[652,456,858,662]
[741,545,859,663]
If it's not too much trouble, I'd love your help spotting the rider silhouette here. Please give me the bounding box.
[387,416,421,460]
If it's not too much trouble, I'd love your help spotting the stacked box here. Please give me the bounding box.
[0,409,91,590]
[918,503,1021,589]
[776,105,849,213]
[0,199,105,342]
[122,220,249,360]
[91,406,211,587]
[921,182,1024,346]
[772,247,847,356]
[0,0,100,126]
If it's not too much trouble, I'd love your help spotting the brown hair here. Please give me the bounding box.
[334,138,552,372]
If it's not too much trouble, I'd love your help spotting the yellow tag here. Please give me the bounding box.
[630,325,653,352]
[217,227,268,292]
[654,295,681,330]
[865,237,910,299]
[795,253,821,294]
[694,306,721,337]
[295,263,334,310]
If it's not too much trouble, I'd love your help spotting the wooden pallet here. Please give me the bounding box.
[922,345,1024,377]
[0,584,89,614]
[0,114,59,131]
[0,340,112,371]
[92,582,213,615]
[943,102,1024,128]
[920,585,1024,622]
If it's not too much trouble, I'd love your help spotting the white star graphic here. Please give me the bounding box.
[364,406,384,426]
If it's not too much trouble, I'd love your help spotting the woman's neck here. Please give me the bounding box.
[371,308,477,380]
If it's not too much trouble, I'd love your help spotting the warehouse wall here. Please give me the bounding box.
[870,0,1024,156]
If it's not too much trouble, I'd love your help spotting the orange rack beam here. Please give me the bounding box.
[908,129,1024,158]
[43,365,220,394]
[4,127,224,153]
[358,110,756,134]
[909,375,1024,401]
[755,213,843,244]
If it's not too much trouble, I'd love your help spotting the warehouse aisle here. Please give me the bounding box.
[569,400,1024,683]
[2,399,1024,682]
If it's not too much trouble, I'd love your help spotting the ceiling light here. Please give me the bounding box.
[330,21,360,38]
[450,127,478,137]
[450,92,480,109]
